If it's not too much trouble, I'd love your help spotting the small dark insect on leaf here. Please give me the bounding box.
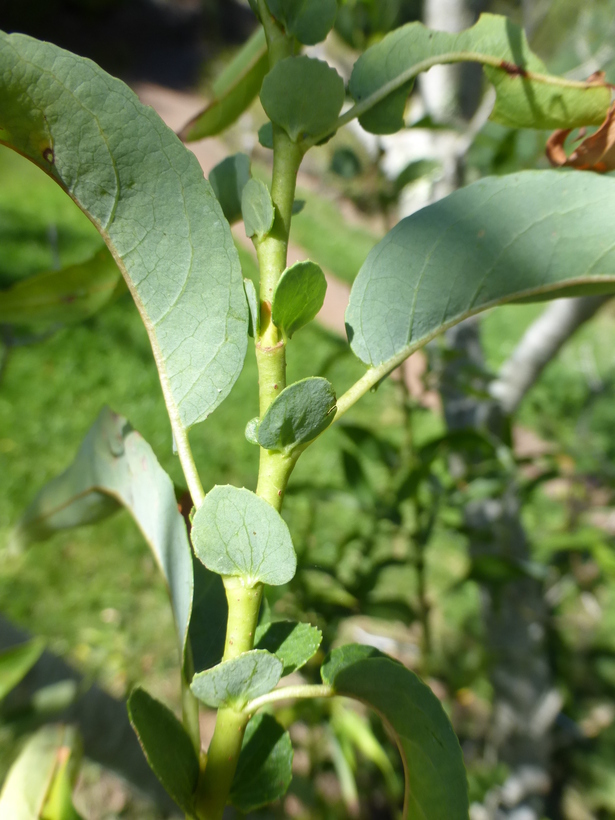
[499,60,528,78]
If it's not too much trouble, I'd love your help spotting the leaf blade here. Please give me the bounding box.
[321,646,469,820]
[128,687,200,814]
[12,408,194,665]
[257,377,337,453]
[271,260,327,338]
[255,620,322,675]
[346,170,615,371]
[348,13,609,135]
[0,31,248,429]
[191,650,283,709]
[191,485,297,586]
[0,247,121,329]
[261,56,345,143]
[180,28,268,141]
[230,713,293,812]
[0,639,45,702]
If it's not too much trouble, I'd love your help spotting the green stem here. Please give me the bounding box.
[173,421,205,508]
[196,17,304,817]
[194,580,262,819]
[245,683,333,714]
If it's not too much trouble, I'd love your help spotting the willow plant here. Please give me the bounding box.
[1,2,615,817]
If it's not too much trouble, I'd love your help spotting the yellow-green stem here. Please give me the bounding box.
[194,580,262,819]
[195,14,304,816]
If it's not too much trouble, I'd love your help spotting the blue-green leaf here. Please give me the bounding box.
[348,13,609,135]
[12,408,194,668]
[266,0,337,45]
[322,645,469,819]
[128,687,199,814]
[346,170,615,373]
[255,619,322,675]
[180,28,268,141]
[191,485,297,586]
[0,31,248,428]
[230,713,293,811]
[0,639,45,701]
[0,247,121,329]
[272,260,327,338]
[260,56,345,143]
[242,178,275,240]
[191,650,283,709]
[209,153,251,225]
[257,377,336,453]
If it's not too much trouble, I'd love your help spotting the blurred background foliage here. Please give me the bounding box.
[3,0,615,818]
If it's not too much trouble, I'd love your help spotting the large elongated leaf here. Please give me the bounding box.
[346,170,615,373]
[0,639,45,701]
[347,13,609,135]
[0,31,248,429]
[128,687,199,815]
[0,725,82,820]
[12,408,193,665]
[321,646,468,819]
[0,247,122,329]
[230,713,293,812]
[180,28,268,142]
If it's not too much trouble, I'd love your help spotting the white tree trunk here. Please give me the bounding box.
[490,295,611,415]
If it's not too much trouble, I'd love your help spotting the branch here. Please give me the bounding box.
[489,295,611,415]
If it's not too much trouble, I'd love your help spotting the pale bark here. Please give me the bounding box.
[490,295,611,415]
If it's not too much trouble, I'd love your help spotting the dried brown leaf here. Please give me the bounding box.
[547,100,615,172]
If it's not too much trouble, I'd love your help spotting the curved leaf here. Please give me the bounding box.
[348,13,609,135]
[230,713,293,811]
[321,645,468,820]
[12,407,194,666]
[128,687,199,814]
[191,485,297,586]
[0,247,121,329]
[0,725,82,820]
[191,650,283,709]
[180,28,268,141]
[346,170,615,372]
[257,377,337,452]
[0,31,248,429]
[0,639,45,701]
[261,56,345,143]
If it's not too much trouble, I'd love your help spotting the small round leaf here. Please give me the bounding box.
[191,650,283,708]
[266,0,338,45]
[260,56,345,143]
[272,260,327,338]
[191,485,297,586]
[257,377,337,453]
